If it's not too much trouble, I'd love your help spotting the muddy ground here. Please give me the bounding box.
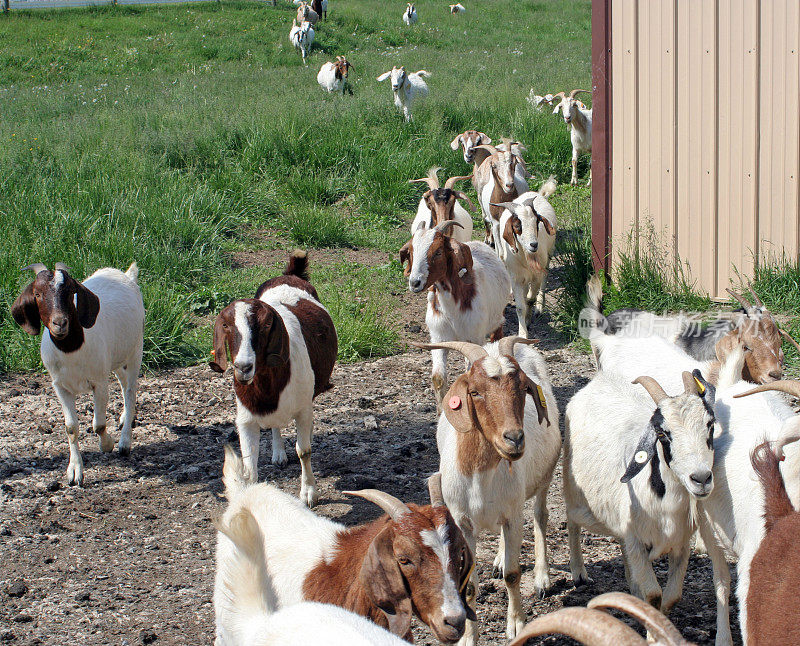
[0,266,738,646]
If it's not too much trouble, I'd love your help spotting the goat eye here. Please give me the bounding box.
[398,557,413,567]
[470,391,482,398]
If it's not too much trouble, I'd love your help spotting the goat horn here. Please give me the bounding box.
[21,263,48,275]
[411,340,488,364]
[433,219,464,236]
[569,89,591,99]
[726,288,752,310]
[780,329,800,354]
[54,262,72,273]
[443,174,472,189]
[454,191,476,212]
[587,592,689,645]
[509,607,646,646]
[550,91,566,100]
[497,336,539,358]
[343,489,411,521]
[408,166,442,190]
[734,379,800,400]
[427,472,445,507]
[746,282,764,308]
[474,144,498,155]
[633,376,669,405]
[682,371,699,395]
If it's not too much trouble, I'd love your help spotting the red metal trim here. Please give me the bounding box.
[591,0,612,274]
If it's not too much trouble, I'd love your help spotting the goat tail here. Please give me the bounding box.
[539,175,558,198]
[125,262,139,283]
[222,444,251,500]
[415,70,431,78]
[216,507,277,624]
[751,441,796,533]
[285,249,310,282]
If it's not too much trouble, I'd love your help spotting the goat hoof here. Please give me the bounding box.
[98,433,115,453]
[533,586,547,600]
[66,467,84,487]
[272,450,289,468]
[300,485,318,508]
[574,573,594,588]
[118,444,131,458]
[491,564,502,579]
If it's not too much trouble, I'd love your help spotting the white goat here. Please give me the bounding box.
[317,56,353,95]
[409,166,474,244]
[416,337,560,644]
[550,89,592,185]
[215,506,406,646]
[11,263,144,486]
[491,178,558,335]
[565,366,718,629]
[376,66,430,122]
[402,3,417,24]
[400,220,511,404]
[289,19,314,64]
[449,3,465,13]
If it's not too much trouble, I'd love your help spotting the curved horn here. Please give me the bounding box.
[550,91,566,101]
[587,592,688,645]
[780,328,800,355]
[489,201,520,216]
[443,174,472,190]
[682,371,699,395]
[633,376,669,405]
[427,472,445,507]
[509,607,646,646]
[343,489,411,521]
[411,340,488,364]
[22,263,48,275]
[433,219,464,236]
[726,288,752,310]
[569,89,591,99]
[746,281,764,308]
[474,144,498,156]
[497,336,539,358]
[734,379,800,400]
[54,262,72,273]
[409,166,442,190]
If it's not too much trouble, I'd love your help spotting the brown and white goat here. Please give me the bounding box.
[11,262,144,486]
[218,446,474,644]
[409,167,474,243]
[296,1,319,25]
[318,56,354,94]
[399,220,511,404]
[209,250,337,507]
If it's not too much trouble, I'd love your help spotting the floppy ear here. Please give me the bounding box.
[74,281,100,329]
[11,282,41,335]
[399,241,413,276]
[502,216,519,253]
[361,527,413,639]
[261,306,290,367]
[692,369,716,407]
[620,424,658,483]
[449,134,463,151]
[524,376,549,426]
[552,103,562,115]
[535,209,556,236]
[376,71,392,82]
[457,537,478,621]
[443,374,477,433]
[209,313,229,373]
[447,239,473,278]
[477,132,491,144]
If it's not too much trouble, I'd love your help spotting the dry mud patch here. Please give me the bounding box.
[0,340,738,645]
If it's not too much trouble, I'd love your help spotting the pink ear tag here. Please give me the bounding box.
[449,396,462,410]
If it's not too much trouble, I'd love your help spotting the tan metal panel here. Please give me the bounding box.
[716,0,759,294]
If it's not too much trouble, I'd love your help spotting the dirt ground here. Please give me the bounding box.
[0,269,738,646]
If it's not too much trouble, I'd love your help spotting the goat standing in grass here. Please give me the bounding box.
[376,66,430,122]
[289,20,314,65]
[317,57,353,95]
[546,89,592,185]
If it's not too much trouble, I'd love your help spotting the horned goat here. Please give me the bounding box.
[376,66,430,122]
[415,336,560,644]
[296,1,319,25]
[317,56,353,95]
[547,89,592,185]
[409,166,474,243]
[209,250,337,507]
[11,263,144,486]
[402,3,417,24]
[289,19,315,64]
[399,220,511,405]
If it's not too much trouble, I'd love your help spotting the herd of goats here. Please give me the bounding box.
[7,3,800,646]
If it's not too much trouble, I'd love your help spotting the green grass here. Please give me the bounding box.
[0,0,592,372]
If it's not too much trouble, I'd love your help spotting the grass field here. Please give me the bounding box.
[0,0,592,372]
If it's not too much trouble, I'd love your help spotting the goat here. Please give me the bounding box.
[510,592,695,646]
[402,3,417,25]
[585,277,787,384]
[309,0,326,20]
[209,250,337,507]
[217,446,474,643]
[399,220,511,405]
[474,139,530,246]
[317,56,353,95]
[296,1,319,25]
[415,337,560,644]
[409,166,474,244]
[549,89,592,185]
[449,3,465,13]
[491,178,558,335]
[564,367,718,622]
[11,262,144,486]
[214,506,406,645]
[376,67,430,122]
[289,19,315,64]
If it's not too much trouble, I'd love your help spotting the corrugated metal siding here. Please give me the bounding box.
[606,0,800,299]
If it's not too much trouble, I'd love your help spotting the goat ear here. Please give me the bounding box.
[536,211,555,236]
[692,369,716,406]
[11,282,41,336]
[209,313,229,373]
[74,281,100,329]
[501,216,519,253]
[361,527,413,639]
[457,535,478,621]
[399,241,413,276]
[447,238,473,278]
[449,134,463,151]
[477,132,491,144]
[376,71,391,82]
[525,377,549,426]
[620,424,658,483]
[443,374,476,433]
[261,306,290,367]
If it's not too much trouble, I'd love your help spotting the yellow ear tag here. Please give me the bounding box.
[694,377,706,395]
[536,385,547,408]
